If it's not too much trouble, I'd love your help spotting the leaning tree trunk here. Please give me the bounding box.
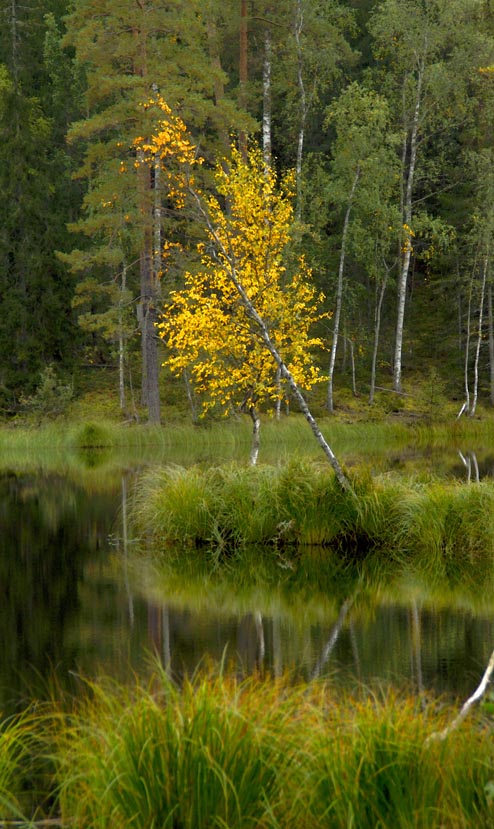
[190,189,352,492]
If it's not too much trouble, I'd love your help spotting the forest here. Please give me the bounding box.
[3,0,494,424]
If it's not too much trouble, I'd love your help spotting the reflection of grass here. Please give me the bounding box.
[45,670,494,828]
[3,414,494,482]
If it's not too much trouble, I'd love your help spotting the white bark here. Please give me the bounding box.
[393,60,424,392]
[249,406,261,466]
[118,263,127,411]
[262,27,272,170]
[312,597,353,679]
[488,284,494,405]
[189,187,351,491]
[369,266,389,405]
[470,255,488,417]
[427,647,494,744]
[327,166,360,412]
[294,0,307,218]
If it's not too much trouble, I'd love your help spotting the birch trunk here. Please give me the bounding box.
[249,406,261,466]
[459,271,473,418]
[294,0,307,218]
[239,0,248,160]
[327,166,360,412]
[369,268,388,405]
[470,254,488,417]
[189,189,351,492]
[118,263,127,411]
[393,61,424,392]
[140,234,161,423]
[488,284,494,405]
[262,27,272,170]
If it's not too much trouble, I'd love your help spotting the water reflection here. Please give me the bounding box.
[1,467,494,712]
[131,547,494,700]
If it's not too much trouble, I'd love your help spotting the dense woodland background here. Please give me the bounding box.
[3,0,494,422]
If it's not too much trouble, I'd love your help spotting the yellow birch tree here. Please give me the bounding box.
[160,145,327,465]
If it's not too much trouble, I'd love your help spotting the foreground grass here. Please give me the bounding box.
[132,460,494,559]
[3,670,494,828]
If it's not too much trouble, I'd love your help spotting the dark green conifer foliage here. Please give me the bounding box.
[63,0,249,422]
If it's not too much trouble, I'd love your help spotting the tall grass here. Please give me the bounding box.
[133,460,494,560]
[0,670,492,827]
[305,691,494,828]
[47,670,494,829]
[0,709,41,824]
[54,671,291,829]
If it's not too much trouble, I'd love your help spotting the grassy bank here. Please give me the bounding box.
[2,410,494,463]
[3,669,494,828]
[132,460,494,558]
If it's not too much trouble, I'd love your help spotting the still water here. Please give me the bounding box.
[2,453,494,712]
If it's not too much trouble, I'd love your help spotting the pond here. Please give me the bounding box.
[2,435,494,712]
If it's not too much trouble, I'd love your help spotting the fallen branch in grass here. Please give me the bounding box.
[426,647,494,743]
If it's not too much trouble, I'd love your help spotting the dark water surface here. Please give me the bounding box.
[1,464,494,711]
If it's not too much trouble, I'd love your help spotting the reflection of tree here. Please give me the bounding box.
[119,474,134,628]
[410,600,424,701]
[311,597,354,680]
[458,450,480,483]
[237,613,266,675]
[0,473,117,711]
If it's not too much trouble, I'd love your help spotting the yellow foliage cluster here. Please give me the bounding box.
[159,146,327,415]
[133,93,200,207]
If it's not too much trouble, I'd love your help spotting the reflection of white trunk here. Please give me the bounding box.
[459,450,480,483]
[254,611,265,665]
[411,600,423,699]
[121,474,134,627]
[272,617,282,677]
[327,167,360,412]
[349,619,361,680]
[162,606,171,674]
[312,597,353,679]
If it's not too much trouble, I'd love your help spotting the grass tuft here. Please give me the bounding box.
[133,461,494,561]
